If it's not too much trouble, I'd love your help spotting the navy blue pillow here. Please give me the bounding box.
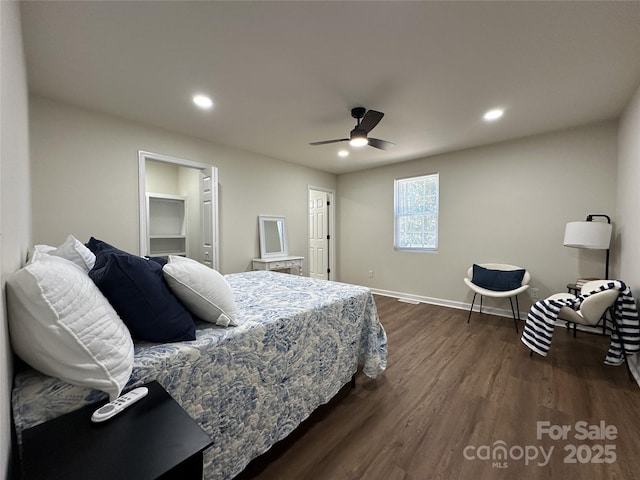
[86,237,129,256]
[472,264,525,291]
[145,256,168,267]
[88,243,195,343]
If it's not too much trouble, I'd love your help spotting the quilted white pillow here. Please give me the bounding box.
[6,254,134,400]
[28,244,56,262]
[162,256,239,327]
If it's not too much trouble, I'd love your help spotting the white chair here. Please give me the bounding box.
[546,280,618,337]
[464,263,530,333]
[529,281,630,376]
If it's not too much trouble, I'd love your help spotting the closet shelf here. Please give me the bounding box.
[146,193,188,258]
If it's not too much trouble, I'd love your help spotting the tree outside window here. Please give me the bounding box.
[394,173,439,251]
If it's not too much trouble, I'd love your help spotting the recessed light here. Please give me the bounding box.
[193,95,213,109]
[483,109,504,121]
[338,150,349,157]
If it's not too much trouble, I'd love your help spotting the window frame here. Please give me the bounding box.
[393,173,439,252]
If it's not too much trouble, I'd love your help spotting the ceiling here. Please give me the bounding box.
[19,1,640,175]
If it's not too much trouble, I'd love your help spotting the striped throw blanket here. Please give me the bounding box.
[521,281,640,365]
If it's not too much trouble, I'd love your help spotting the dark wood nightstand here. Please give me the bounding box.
[19,381,212,480]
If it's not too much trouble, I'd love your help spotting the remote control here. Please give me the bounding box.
[91,386,149,423]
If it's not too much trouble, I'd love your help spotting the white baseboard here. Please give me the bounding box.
[370,287,527,320]
[369,287,619,334]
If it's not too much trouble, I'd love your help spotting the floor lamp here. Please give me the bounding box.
[563,214,612,279]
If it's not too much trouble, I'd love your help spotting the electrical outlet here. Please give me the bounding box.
[368,270,374,278]
[530,288,540,300]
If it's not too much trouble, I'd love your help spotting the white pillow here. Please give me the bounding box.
[50,234,96,271]
[162,255,239,327]
[6,254,134,400]
[28,244,56,263]
[28,235,95,272]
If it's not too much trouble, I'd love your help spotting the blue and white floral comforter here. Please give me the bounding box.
[12,271,387,479]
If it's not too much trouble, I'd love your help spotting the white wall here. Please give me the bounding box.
[337,122,618,313]
[29,96,337,275]
[0,1,32,477]
[145,160,180,194]
[616,84,640,296]
[178,167,203,262]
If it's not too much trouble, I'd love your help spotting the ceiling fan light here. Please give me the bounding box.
[350,130,368,147]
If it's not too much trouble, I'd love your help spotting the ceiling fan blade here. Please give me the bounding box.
[368,138,395,150]
[309,138,349,146]
[358,110,384,134]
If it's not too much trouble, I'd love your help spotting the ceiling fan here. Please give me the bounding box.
[310,107,395,150]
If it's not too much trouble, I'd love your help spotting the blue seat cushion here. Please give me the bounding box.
[472,264,525,292]
[87,238,195,343]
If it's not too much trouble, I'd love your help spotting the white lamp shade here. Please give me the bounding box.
[564,221,612,249]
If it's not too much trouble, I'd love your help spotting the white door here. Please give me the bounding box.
[200,167,215,268]
[309,189,329,280]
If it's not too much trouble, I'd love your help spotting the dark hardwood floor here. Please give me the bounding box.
[240,295,640,480]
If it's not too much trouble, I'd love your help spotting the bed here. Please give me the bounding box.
[12,270,388,479]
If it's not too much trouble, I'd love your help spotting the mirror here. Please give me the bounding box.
[259,215,288,258]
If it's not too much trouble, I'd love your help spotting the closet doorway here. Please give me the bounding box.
[138,151,219,270]
[308,186,335,280]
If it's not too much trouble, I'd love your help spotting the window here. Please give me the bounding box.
[394,173,439,251]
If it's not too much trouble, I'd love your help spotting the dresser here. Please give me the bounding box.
[252,256,304,275]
